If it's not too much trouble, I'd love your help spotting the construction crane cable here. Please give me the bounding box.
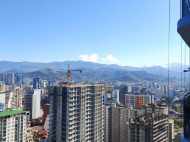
[181,39,183,89]
[181,38,183,121]
[184,43,186,88]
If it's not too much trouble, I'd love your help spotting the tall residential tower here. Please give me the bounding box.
[48,84,104,142]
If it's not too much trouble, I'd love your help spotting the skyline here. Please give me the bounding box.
[0,0,186,66]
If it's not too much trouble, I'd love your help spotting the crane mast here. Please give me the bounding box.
[67,64,82,85]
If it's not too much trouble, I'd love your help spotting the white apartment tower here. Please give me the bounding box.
[24,88,41,119]
[32,89,41,119]
[48,84,104,142]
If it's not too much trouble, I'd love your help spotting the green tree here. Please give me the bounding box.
[162,94,167,97]
[173,105,180,112]
[173,133,181,142]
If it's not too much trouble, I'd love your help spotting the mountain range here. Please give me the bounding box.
[0,61,185,78]
[11,67,178,83]
[0,61,185,83]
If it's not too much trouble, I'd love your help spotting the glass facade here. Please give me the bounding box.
[182,0,190,17]
[183,93,190,139]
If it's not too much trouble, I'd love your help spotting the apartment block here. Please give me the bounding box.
[129,113,169,142]
[103,105,112,142]
[24,88,42,119]
[48,84,104,142]
[7,74,14,86]
[112,106,135,142]
[125,94,154,108]
[136,103,168,116]
[169,119,174,141]
[103,104,135,142]
[0,110,29,142]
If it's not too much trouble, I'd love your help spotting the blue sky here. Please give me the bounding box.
[0,0,185,66]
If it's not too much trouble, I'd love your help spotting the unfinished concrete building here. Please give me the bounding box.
[48,84,104,142]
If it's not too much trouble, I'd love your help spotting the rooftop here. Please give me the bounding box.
[0,110,26,117]
[55,83,104,87]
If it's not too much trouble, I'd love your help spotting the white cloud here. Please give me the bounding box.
[79,54,98,62]
[102,54,118,62]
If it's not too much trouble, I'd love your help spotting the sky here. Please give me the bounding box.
[0,0,186,67]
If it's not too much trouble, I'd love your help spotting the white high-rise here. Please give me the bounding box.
[0,91,5,111]
[32,89,41,119]
[112,89,119,102]
[24,88,41,119]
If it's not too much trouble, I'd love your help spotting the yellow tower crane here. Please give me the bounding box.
[67,64,82,85]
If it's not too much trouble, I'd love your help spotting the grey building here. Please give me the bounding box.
[119,85,128,105]
[48,84,104,142]
[129,113,169,142]
[7,74,14,86]
[1,75,7,84]
[33,78,40,89]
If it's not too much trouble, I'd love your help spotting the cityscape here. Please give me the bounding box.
[0,0,190,142]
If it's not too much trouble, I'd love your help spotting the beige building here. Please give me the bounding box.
[136,103,168,116]
[112,107,135,142]
[0,82,9,92]
[169,119,174,141]
[103,104,135,142]
[104,103,172,142]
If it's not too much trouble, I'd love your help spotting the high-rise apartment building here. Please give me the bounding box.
[1,75,7,85]
[103,105,112,142]
[136,103,168,116]
[7,74,14,86]
[155,89,164,98]
[23,77,31,86]
[0,110,29,142]
[119,85,128,105]
[125,94,154,108]
[112,106,135,142]
[103,103,135,142]
[129,113,169,142]
[0,82,9,92]
[32,89,41,119]
[169,119,174,141]
[14,87,24,111]
[0,91,5,112]
[5,91,14,110]
[112,89,119,103]
[24,88,42,119]
[48,84,104,142]
[33,78,40,89]
[103,103,170,142]
[15,73,24,85]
